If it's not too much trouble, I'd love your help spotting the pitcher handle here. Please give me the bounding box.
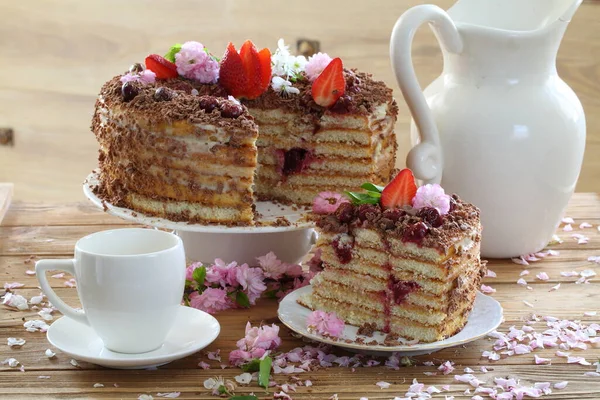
[390,4,462,184]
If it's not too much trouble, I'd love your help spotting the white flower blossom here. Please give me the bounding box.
[271,76,300,96]
[271,39,307,80]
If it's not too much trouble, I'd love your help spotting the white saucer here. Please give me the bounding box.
[83,171,313,234]
[47,306,220,369]
[278,286,503,356]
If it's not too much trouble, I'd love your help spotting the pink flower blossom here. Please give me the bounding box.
[205,259,239,287]
[189,288,231,314]
[412,184,451,215]
[185,262,203,281]
[312,191,349,214]
[235,264,266,304]
[237,321,281,351]
[119,69,156,85]
[175,41,219,83]
[257,252,287,280]
[306,310,345,337]
[283,263,303,278]
[305,53,333,81]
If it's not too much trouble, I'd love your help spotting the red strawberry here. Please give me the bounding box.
[257,47,272,95]
[219,43,249,98]
[219,41,271,99]
[311,57,345,107]
[145,54,178,79]
[380,169,418,209]
[239,40,263,99]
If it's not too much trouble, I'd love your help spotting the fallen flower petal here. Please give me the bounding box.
[536,272,549,281]
[376,381,391,389]
[534,355,551,365]
[580,222,592,229]
[549,283,561,292]
[480,284,496,294]
[7,338,26,347]
[554,381,568,389]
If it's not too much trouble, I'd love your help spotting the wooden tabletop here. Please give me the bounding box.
[1,0,599,202]
[1,195,600,399]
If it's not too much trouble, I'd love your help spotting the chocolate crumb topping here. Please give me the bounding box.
[315,194,480,252]
[244,69,397,119]
[357,322,377,337]
[98,75,254,130]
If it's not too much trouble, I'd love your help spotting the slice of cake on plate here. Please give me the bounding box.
[90,39,397,225]
[300,170,484,343]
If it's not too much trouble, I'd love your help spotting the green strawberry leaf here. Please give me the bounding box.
[345,191,380,205]
[236,291,250,308]
[361,182,385,193]
[241,358,261,373]
[258,356,272,388]
[192,266,206,287]
[164,43,182,63]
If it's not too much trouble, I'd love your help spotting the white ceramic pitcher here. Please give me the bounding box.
[390,0,586,258]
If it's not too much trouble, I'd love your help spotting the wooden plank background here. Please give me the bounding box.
[0,0,599,202]
[1,194,600,398]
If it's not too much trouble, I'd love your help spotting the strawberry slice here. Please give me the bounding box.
[257,47,272,95]
[219,43,249,98]
[145,54,178,79]
[380,169,418,209]
[239,40,262,99]
[311,57,345,107]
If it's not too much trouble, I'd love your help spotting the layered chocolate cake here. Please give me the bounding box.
[90,39,397,225]
[301,170,484,342]
[92,76,258,225]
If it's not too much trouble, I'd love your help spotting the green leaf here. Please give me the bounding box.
[361,182,385,193]
[240,358,261,373]
[262,289,278,299]
[229,396,259,400]
[236,291,250,308]
[258,356,272,388]
[164,43,182,63]
[192,266,206,287]
[345,191,380,205]
[366,191,382,198]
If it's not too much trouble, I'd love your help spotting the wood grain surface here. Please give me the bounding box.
[0,183,12,224]
[0,0,599,202]
[1,194,600,399]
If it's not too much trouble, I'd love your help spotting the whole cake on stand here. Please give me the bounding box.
[90,39,398,225]
[86,39,398,263]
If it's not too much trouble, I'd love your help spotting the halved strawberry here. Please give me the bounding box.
[219,43,249,98]
[145,54,178,79]
[311,57,345,108]
[380,169,418,209]
[219,41,271,99]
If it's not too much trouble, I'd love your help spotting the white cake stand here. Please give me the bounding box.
[83,172,316,265]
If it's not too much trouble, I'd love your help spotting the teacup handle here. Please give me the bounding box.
[35,259,89,326]
[390,4,463,184]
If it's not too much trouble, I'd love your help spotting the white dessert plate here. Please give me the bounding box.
[47,306,220,369]
[83,171,314,234]
[278,286,503,356]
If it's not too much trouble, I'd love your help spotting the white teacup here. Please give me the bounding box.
[36,228,186,354]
